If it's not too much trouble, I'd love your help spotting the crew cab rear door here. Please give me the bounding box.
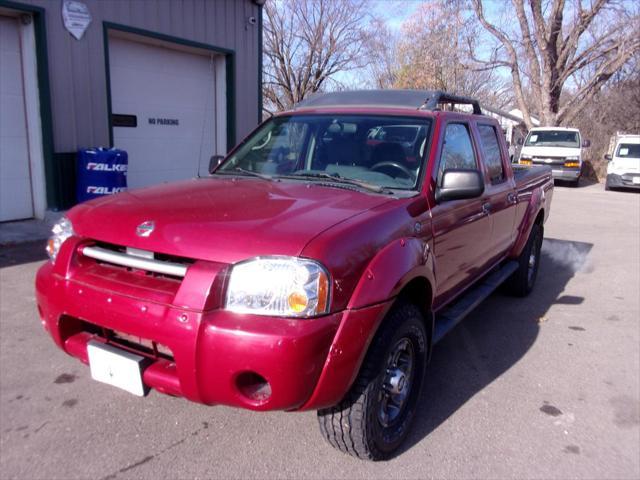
[430,120,493,306]
[474,121,517,264]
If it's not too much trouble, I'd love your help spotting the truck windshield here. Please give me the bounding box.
[216,115,432,191]
[616,143,640,158]
[525,130,579,148]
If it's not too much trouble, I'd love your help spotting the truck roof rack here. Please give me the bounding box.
[294,89,483,115]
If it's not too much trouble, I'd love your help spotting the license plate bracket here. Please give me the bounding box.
[87,341,148,396]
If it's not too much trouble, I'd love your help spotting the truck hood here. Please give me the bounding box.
[68,177,394,264]
[520,146,581,158]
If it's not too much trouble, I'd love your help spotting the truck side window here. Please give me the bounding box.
[478,125,505,184]
[437,123,476,185]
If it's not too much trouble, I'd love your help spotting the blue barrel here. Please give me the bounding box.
[76,148,128,203]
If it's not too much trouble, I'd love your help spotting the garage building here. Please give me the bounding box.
[0,0,262,221]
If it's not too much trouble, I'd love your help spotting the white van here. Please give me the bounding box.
[518,127,589,186]
[605,134,640,191]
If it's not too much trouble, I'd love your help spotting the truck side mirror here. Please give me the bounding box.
[436,169,485,202]
[209,155,225,174]
[582,139,591,148]
[604,154,612,161]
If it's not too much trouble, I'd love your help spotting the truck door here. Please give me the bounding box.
[475,123,518,263]
[430,121,492,306]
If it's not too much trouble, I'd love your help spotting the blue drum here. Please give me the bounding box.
[76,148,128,203]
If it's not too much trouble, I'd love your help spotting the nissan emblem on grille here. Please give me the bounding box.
[136,221,155,237]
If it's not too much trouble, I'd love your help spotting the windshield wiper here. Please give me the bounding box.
[285,172,386,193]
[217,168,276,181]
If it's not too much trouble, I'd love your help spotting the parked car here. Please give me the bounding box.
[518,126,589,186]
[605,134,640,191]
[35,90,554,460]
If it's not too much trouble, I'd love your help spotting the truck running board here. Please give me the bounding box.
[433,261,519,344]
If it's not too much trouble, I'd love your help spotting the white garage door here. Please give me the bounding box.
[109,36,219,189]
[0,15,33,222]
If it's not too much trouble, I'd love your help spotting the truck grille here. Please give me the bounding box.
[108,328,174,360]
[79,241,194,280]
[60,316,174,361]
[532,156,566,166]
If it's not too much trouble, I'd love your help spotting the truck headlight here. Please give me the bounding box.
[225,257,330,317]
[46,217,74,262]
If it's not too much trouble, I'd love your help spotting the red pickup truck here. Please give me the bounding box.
[36,90,553,460]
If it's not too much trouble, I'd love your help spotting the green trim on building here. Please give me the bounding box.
[52,152,77,209]
[103,22,235,55]
[0,0,57,209]
[225,54,236,151]
[102,24,114,148]
[257,4,263,124]
[102,21,237,150]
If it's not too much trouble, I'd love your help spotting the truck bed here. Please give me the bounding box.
[513,164,552,184]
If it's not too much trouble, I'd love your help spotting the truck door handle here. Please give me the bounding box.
[482,203,492,215]
[507,192,517,204]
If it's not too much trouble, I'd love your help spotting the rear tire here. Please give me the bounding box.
[317,302,428,461]
[507,223,543,297]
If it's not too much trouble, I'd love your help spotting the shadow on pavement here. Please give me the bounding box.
[400,237,594,455]
[554,178,597,189]
[607,187,640,194]
[0,241,48,268]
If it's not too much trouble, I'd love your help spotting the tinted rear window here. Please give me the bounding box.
[478,125,505,183]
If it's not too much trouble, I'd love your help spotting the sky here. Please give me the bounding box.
[331,1,424,87]
[371,0,421,31]
[333,0,506,88]
[371,0,505,53]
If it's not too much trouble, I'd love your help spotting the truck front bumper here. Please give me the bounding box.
[36,260,390,411]
[606,173,640,190]
[550,167,581,181]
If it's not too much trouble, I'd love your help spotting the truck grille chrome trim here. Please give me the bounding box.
[81,245,188,278]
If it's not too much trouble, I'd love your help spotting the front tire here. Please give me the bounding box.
[507,223,543,297]
[317,302,428,460]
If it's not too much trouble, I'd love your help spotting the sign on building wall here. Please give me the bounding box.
[62,0,92,40]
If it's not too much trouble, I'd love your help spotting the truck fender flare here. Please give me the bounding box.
[509,188,544,258]
[299,237,435,411]
[347,237,435,310]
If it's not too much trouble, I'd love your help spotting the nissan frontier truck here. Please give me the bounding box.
[36,90,553,460]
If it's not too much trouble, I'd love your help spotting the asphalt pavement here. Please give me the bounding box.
[1,182,639,479]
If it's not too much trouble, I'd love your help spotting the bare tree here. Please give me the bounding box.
[573,71,640,180]
[363,18,399,89]
[471,0,640,127]
[364,1,512,108]
[263,0,371,113]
